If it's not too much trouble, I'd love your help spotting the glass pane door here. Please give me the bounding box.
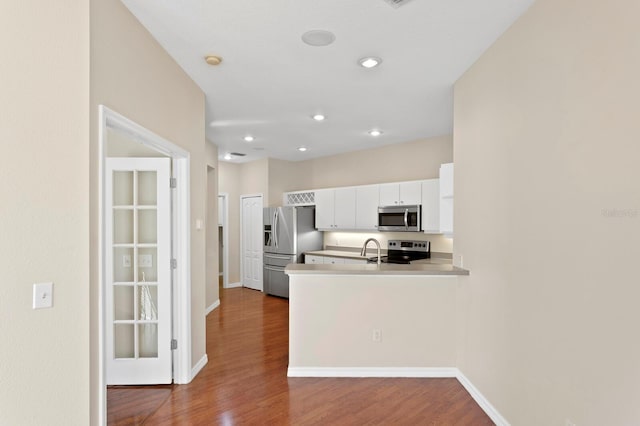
[106,157,171,385]
[112,170,159,360]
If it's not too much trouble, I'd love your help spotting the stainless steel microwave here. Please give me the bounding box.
[378,205,422,232]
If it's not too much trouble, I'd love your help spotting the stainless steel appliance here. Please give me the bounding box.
[263,206,322,298]
[368,239,430,264]
[378,205,422,232]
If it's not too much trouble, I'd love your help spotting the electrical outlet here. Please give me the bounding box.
[372,329,382,342]
[139,254,153,268]
[123,255,131,268]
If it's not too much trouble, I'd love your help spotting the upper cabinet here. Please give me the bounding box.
[379,181,422,206]
[355,185,379,230]
[294,172,452,234]
[315,188,356,230]
[421,179,440,234]
[439,163,454,236]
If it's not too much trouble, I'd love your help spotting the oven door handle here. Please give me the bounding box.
[404,208,409,230]
[265,265,285,272]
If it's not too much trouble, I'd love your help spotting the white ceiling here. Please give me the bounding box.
[121,0,534,163]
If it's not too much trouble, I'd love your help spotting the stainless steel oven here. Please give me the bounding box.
[378,205,422,232]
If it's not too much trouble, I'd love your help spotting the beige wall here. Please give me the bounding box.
[0,1,90,425]
[289,275,457,368]
[276,135,452,191]
[206,142,220,309]
[454,0,640,424]
[218,162,242,284]
[90,0,208,422]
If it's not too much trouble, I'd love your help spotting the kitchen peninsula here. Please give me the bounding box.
[285,261,469,378]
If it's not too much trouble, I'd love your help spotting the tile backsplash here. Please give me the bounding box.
[324,231,453,254]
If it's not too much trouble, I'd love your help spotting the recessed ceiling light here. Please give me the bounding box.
[368,129,383,137]
[223,153,232,160]
[301,30,336,47]
[205,55,223,66]
[244,135,254,142]
[298,146,308,152]
[359,57,382,68]
[312,114,326,121]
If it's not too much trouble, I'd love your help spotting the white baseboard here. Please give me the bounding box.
[205,299,220,316]
[456,370,510,426]
[225,281,242,288]
[287,367,458,378]
[190,354,208,382]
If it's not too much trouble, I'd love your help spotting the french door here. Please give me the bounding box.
[105,158,172,384]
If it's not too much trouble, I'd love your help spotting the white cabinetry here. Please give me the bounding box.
[314,188,356,230]
[305,255,324,264]
[304,254,367,265]
[355,185,379,230]
[379,181,422,206]
[421,179,440,234]
[439,163,454,236]
[314,189,335,229]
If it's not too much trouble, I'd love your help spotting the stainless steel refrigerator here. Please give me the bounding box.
[263,206,322,298]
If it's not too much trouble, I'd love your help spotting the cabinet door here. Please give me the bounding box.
[440,163,453,198]
[314,189,335,229]
[355,185,379,230]
[333,187,356,229]
[439,163,454,235]
[305,255,323,264]
[399,181,422,205]
[379,183,400,206]
[323,257,345,265]
[421,179,440,233]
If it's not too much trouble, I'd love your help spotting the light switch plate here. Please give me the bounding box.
[33,282,53,309]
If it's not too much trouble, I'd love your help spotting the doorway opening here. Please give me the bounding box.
[218,193,229,289]
[98,106,192,424]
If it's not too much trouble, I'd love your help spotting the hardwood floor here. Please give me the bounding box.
[109,287,493,425]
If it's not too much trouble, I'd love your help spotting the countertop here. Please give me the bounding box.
[286,261,469,276]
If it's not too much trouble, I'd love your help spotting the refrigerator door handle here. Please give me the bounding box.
[274,210,279,248]
[264,253,293,260]
[264,265,285,272]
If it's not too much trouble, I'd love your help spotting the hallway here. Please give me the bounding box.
[109,288,492,425]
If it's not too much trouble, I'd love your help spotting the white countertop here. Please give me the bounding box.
[286,262,469,276]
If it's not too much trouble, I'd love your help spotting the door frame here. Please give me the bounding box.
[218,192,230,288]
[239,194,264,290]
[98,106,192,423]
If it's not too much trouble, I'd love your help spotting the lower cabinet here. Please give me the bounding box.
[305,255,367,265]
[304,255,324,264]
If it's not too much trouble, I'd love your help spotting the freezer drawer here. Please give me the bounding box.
[264,264,289,298]
[264,253,296,268]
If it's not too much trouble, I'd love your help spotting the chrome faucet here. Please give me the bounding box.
[361,238,381,266]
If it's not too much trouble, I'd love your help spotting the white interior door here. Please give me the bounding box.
[105,158,172,385]
[241,195,263,291]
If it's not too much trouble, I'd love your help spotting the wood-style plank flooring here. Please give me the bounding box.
[108,287,493,425]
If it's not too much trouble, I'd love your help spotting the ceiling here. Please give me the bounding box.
[121,0,534,163]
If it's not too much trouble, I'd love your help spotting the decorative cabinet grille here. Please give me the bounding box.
[284,191,315,206]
